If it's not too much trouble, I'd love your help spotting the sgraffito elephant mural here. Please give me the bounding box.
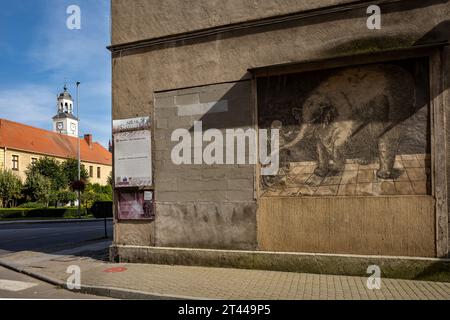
[258,60,431,197]
[281,64,415,179]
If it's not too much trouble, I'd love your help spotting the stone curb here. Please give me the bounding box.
[0,259,203,300]
[0,218,113,225]
[111,245,450,282]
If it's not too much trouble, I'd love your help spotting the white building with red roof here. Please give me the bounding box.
[0,87,112,185]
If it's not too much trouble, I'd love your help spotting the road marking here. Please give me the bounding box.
[0,279,37,292]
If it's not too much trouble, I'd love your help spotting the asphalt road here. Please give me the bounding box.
[0,220,113,299]
[0,266,110,299]
[0,220,113,256]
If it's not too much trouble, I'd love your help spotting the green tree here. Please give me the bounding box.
[24,172,52,207]
[61,158,89,187]
[27,157,67,191]
[89,183,112,201]
[0,169,22,208]
[56,190,77,205]
[79,183,113,211]
[80,189,97,212]
[107,172,113,186]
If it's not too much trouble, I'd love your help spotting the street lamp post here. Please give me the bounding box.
[76,81,81,219]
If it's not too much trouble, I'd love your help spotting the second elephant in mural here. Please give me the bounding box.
[280,64,415,179]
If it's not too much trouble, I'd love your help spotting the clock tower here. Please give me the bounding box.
[52,85,79,138]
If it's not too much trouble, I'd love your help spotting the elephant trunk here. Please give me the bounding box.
[280,123,312,151]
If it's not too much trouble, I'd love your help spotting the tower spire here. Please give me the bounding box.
[52,84,78,138]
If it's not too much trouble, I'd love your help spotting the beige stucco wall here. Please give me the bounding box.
[83,161,112,185]
[112,1,449,120]
[111,0,450,256]
[4,148,111,185]
[0,148,4,170]
[111,0,357,45]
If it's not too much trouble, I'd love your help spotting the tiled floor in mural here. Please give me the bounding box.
[261,154,431,197]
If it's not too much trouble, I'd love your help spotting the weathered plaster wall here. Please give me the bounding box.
[114,220,155,247]
[444,46,450,251]
[153,82,257,249]
[112,0,450,120]
[111,0,450,255]
[111,0,357,45]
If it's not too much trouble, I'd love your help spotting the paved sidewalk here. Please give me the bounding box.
[0,245,449,300]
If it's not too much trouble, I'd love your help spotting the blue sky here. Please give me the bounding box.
[0,1,111,147]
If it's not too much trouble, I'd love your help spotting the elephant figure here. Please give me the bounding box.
[280,64,416,179]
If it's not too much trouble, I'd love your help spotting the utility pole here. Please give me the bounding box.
[76,81,81,219]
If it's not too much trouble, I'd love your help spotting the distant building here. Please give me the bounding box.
[52,84,79,138]
[0,87,112,185]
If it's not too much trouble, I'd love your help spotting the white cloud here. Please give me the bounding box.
[0,85,56,130]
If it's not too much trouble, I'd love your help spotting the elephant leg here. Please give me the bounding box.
[357,123,379,165]
[377,124,401,179]
[331,142,346,174]
[329,123,359,174]
[314,141,330,177]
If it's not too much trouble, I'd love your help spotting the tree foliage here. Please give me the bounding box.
[61,158,88,187]
[56,190,78,204]
[24,172,52,207]
[80,183,112,210]
[0,169,22,208]
[27,157,67,191]
[19,157,110,210]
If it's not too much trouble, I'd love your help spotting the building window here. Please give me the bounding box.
[12,155,19,171]
[89,166,93,178]
[97,167,101,179]
[31,158,37,165]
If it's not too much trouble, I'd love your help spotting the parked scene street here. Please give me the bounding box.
[0,220,112,299]
[0,220,113,256]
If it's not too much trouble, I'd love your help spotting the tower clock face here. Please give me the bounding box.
[57,122,63,130]
[70,123,76,131]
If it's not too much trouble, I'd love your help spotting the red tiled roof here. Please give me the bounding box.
[0,119,112,166]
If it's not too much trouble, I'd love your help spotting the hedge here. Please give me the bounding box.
[0,208,88,219]
[89,201,113,218]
